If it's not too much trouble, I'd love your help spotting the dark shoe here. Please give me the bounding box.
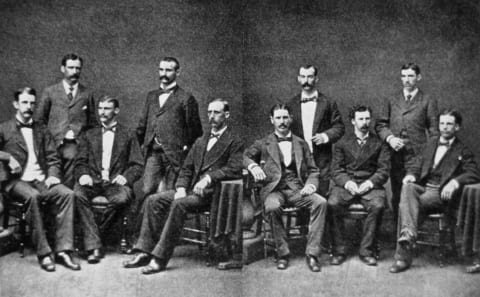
[389,260,410,273]
[277,257,289,270]
[87,249,102,264]
[330,254,346,266]
[123,253,150,268]
[466,263,480,274]
[306,255,321,272]
[39,255,55,272]
[359,255,377,266]
[56,252,81,271]
[141,258,165,275]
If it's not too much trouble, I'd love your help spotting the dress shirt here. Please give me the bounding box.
[101,122,117,181]
[433,137,454,169]
[301,90,317,152]
[206,125,227,152]
[355,131,369,147]
[403,88,418,101]
[158,81,177,108]
[17,116,45,182]
[62,80,78,99]
[275,132,293,167]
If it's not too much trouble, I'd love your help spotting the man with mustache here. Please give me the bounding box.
[124,99,243,274]
[375,63,438,224]
[74,95,143,264]
[244,104,327,272]
[328,105,390,266]
[0,87,79,272]
[34,54,97,189]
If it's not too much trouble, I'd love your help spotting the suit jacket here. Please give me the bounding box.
[243,133,320,201]
[74,124,144,187]
[136,86,203,161]
[332,132,391,189]
[34,82,97,147]
[288,93,345,179]
[0,119,61,190]
[406,136,480,189]
[375,89,438,155]
[175,127,244,193]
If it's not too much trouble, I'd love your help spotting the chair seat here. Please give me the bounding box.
[91,196,109,205]
[348,203,366,212]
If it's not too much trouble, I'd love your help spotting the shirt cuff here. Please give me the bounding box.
[364,180,374,189]
[248,163,259,172]
[204,174,212,185]
[320,133,329,144]
[450,179,460,190]
[386,135,394,143]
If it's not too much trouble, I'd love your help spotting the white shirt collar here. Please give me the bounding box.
[160,81,177,91]
[354,131,369,141]
[403,88,419,99]
[274,131,292,138]
[210,125,228,137]
[63,80,78,92]
[16,115,33,125]
[301,89,318,100]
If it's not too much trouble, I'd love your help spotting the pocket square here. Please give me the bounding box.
[82,105,88,110]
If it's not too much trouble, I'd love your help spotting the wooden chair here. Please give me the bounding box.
[2,196,27,257]
[180,210,212,265]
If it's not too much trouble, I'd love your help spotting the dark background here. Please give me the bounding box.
[1,0,480,155]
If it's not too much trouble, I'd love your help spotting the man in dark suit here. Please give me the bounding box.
[74,95,143,264]
[375,63,438,222]
[244,104,327,272]
[329,105,390,266]
[390,109,480,273]
[34,53,97,188]
[123,98,243,274]
[288,65,345,195]
[0,87,80,272]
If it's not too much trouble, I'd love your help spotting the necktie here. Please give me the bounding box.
[67,87,74,101]
[438,141,450,148]
[301,96,318,103]
[277,136,292,142]
[406,94,412,101]
[17,121,33,129]
[159,86,175,94]
[357,138,366,147]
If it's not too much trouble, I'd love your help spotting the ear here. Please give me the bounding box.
[351,118,355,126]
[61,65,66,74]
[270,116,274,125]
[175,69,181,77]
[114,107,120,115]
[455,123,460,132]
[417,74,422,82]
[12,100,19,110]
[224,111,230,119]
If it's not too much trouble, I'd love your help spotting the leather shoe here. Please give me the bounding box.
[466,263,480,274]
[87,249,102,264]
[389,260,410,273]
[56,252,81,271]
[306,255,321,272]
[276,257,289,270]
[123,253,150,268]
[39,255,55,272]
[359,255,377,266]
[330,254,346,266]
[141,258,165,275]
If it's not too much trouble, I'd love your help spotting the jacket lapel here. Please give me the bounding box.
[12,120,27,152]
[266,133,282,170]
[312,94,326,135]
[291,94,303,135]
[292,136,303,178]
[109,126,126,170]
[69,83,85,107]
[195,134,210,171]
[156,88,178,116]
[202,128,234,169]
[421,138,439,179]
[439,140,463,183]
[403,90,423,115]
[92,128,103,171]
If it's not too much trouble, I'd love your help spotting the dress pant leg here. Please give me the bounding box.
[9,181,52,257]
[390,151,406,222]
[101,184,134,233]
[74,184,102,251]
[328,186,351,255]
[134,190,175,253]
[264,192,289,258]
[151,193,210,264]
[359,189,385,257]
[59,141,78,189]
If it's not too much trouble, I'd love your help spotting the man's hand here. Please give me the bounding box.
[193,177,210,197]
[344,181,359,196]
[249,165,266,182]
[8,156,22,174]
[45,176,61,188]
[174,187,187,200]
[300,184,316,196]
[388,136,405,151]
[65,130,75,140]
[312,133,327,145]
[402,175,416,184]
[357,180,373,195]
[441,180,459,201]
[79,175,93,186]
[112,175,127,186]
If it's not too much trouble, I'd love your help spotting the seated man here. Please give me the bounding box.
[390,109,480,273]
[244,104,327,272]
[74,95,143,263]
[0,87,79,272]
[123,98,243,274]
[328,105,390,266]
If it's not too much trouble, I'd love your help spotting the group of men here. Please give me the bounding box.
[0,54,479,276]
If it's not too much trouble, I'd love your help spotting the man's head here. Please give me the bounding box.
[270,104,292,136]
[438,109,462,140]
[208,98,230,132]
[158,57,180,86]
[13,87,37,122]
[61,53,83,85]
[349,105,372,135]
[98,95,120,126]
[400,63,421,92]
[297,65,318,92]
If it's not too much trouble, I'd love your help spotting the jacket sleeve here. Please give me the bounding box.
[369,142,391,187]
[331,142,351,187]
[454,147,480,186]
[175,140,199,189]
[303,142,320,188]
[243,139,263,168]
[183,94,203,148]
[74,133,91,182]
[208,138,245,183]
[33,88,52,126]
[86,92,98,130]
[375,98,393,142]
[45,128,62,179]
[122,133,144,186]
[136,94,149,146]
[323,100,345,144]
[426,98,439,138]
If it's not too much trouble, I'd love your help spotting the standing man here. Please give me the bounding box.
[390,109,480,273]
[329,105,390,266]
[34,53,97,189]
[288,65,345,195]
[124,99,243,274]
[0,87,80,272]
[244,104,327,272]
[375,63,438,222]
[74,95,143,264]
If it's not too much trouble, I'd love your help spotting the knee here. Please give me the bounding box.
[367,203,384,214]
[310,194,327,210]
[264,200,281,214]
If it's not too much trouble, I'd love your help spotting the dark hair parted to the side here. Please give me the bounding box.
[349,105,372,120]
[14,87,36,101]
[270,103,292,117]
[438,108,463,126]
[299,65,318,76]
[98,95,120,108]
[61,53,83,66]
[401,62,421,75]
[159,57,180,70]
[209,98,230,112]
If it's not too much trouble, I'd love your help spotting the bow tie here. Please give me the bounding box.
[438,141,450,147]
[209,133,221,139]
[301,96,318,103]
[277,136,292,142]
[17,121,33,129]
[159,86,176,94]
[102,125,117,133]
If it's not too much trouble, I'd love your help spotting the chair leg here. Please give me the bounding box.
[19,209,26,258]
[205,213,211,267]
[120,215,128,253]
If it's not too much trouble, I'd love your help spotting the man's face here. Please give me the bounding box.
[297,67,318,91]
[61,59,82,84]
[13,93,36,122]
[208,101,229,131]
[439,114,459,140]
[270,109,292,135]
[351,110,371,134]
[400,68,421,91]
[98,101,119,125]
[158,61,178,85]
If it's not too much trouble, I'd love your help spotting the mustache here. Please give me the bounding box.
[159,75,169,80]
[278,124,287,128]
[23,110,33,115]
[301,82,313,88]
